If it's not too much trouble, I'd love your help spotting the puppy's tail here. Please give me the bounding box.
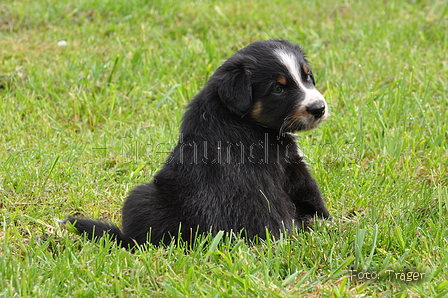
[60,217,134,249]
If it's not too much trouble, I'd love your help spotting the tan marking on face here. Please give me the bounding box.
[302,64,309,75]
[286,104,326,132]
[291,107,310,124]
[251,102,275,127]
[277,75,287,85]
[251,102,263,119]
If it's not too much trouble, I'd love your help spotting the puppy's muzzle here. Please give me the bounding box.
[306,101,326,119]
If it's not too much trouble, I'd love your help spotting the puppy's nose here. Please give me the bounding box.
[306,102,326,119]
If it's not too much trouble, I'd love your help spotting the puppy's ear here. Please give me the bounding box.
[215,54,253,115]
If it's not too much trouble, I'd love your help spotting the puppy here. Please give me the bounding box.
[64,40,330,248]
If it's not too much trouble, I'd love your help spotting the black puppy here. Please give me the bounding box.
[64,40,330,248]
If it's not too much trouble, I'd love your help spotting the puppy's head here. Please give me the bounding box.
[214,40,328,133]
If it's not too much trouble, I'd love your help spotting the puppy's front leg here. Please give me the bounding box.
[286,161,330,223]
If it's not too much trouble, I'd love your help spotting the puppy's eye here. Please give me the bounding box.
[273,86,285,94]
[307,72,315,85]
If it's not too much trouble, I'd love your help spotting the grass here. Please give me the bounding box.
[1,0,447,296]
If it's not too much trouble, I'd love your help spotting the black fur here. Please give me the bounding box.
[64,40,330,248]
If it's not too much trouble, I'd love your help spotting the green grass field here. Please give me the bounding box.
[1,0,447,296]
